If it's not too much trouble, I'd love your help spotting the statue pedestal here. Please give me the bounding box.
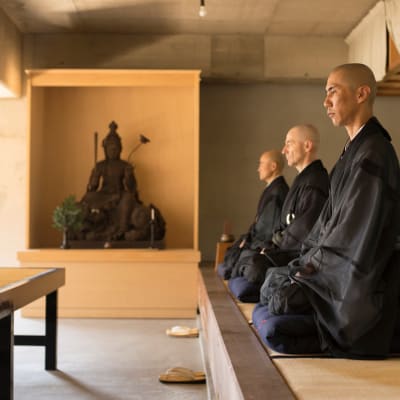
[68,240,165,249]
[17,248,200,318]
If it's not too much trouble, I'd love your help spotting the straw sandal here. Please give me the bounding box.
[166,326,199,338]
[159,367,206,384]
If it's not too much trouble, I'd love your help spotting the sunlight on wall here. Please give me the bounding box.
[0,81,17,98]
[0,97,27,265]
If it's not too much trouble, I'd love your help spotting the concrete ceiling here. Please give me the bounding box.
[0,0,379,37]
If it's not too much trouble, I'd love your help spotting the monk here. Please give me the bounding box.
[260,63,400,358]
[230,124,329,291]
[217,150,289,279]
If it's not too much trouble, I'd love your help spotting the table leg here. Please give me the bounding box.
[0,308,14,400]
[14,290,59,371]
[45,290,57,370]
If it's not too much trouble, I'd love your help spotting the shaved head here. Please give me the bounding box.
[258,149,285,183]
[282,124,320,172]
[289,124,320,152]
[324,63,376,137]
[263,149,285,174]
[331,63,377,104]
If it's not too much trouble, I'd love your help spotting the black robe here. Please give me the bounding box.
[272,160,329,252]
[291,117,400,358]
[233,160,329,284]
[218,176,288,279]
[248,176,289,250]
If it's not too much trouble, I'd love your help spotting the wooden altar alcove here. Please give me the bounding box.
[18,69,201,318]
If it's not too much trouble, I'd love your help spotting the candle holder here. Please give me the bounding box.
[149,207,155,248]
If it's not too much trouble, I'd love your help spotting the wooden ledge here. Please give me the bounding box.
[17,248,201,263]
[198,265,294,399]
[26,69,201,87]
[18,250,199,318]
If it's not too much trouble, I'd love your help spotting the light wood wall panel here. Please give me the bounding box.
[0,7,22,96]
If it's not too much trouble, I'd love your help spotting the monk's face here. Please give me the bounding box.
[257,153,276,183]
[323,69,359,127]
[282,128,306,169]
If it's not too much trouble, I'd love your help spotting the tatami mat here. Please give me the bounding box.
[273,357,400,399]
[235,302,255,324]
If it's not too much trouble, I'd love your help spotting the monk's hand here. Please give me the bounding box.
[295,263,316,277]
[239,239,246,249]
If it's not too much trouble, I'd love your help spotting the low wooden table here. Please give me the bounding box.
[0,267,65,400]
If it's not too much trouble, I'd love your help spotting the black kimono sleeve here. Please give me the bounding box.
[250,194,285,250]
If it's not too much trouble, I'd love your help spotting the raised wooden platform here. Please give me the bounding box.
[199,265,400,399]
[18,248,200,318]
[198,265,294,400]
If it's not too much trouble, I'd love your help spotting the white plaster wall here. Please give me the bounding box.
[0,96,26,265]
[0,8,22,96]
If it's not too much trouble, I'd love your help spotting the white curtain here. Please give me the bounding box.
[385,0,400,54]
[345,1,386,81]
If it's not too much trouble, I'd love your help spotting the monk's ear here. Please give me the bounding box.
[270,161,277,172]
[304,139,313,153]
[356,85,371,104]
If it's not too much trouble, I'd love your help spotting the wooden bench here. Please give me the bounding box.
[198,264,400,399]
[0,267,65,400]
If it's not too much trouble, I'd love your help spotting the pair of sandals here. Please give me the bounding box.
[160,326,205,384]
